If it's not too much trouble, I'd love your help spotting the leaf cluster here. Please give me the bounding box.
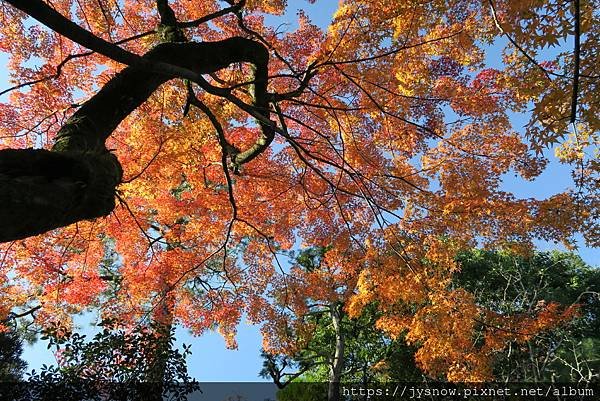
[11,321,199,401]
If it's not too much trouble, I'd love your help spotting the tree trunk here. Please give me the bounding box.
[144,320,172,401]
[0,38,268,243]
[328,303,345,401]
[144,270,179,401]
[0,149,122,242]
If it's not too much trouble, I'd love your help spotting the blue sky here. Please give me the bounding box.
[2,0,597,383]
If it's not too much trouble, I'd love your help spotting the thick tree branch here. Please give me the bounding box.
[53,39,270,152]
[6,0,143,67]
[1,37,270,243]
[4,0,204,82]
[188,67,274,168]
[7,1,275,153]
[156,0,178,26]
[155,0,186,42]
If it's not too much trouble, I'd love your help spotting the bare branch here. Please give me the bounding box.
[489,0,554,82]
[178,0,246,29]
[1,305,42,324]
[122,138,165,183]
[317,30,463,67]
[570,0,581,124]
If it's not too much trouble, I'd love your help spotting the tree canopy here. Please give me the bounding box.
[0,0,598,382]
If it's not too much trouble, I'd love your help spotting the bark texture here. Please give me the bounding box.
[0,149,121,242]
[328,303,345,401]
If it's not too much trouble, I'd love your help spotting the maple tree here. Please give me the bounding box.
[0,0,597,382]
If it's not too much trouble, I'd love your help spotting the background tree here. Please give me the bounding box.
[0,0,597,382]
[0,329,27,382]
[262,250,598,400]
[455,250,600,382]
[261,305,421,401]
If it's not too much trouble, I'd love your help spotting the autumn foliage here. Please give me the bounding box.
[0,0,597,381]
